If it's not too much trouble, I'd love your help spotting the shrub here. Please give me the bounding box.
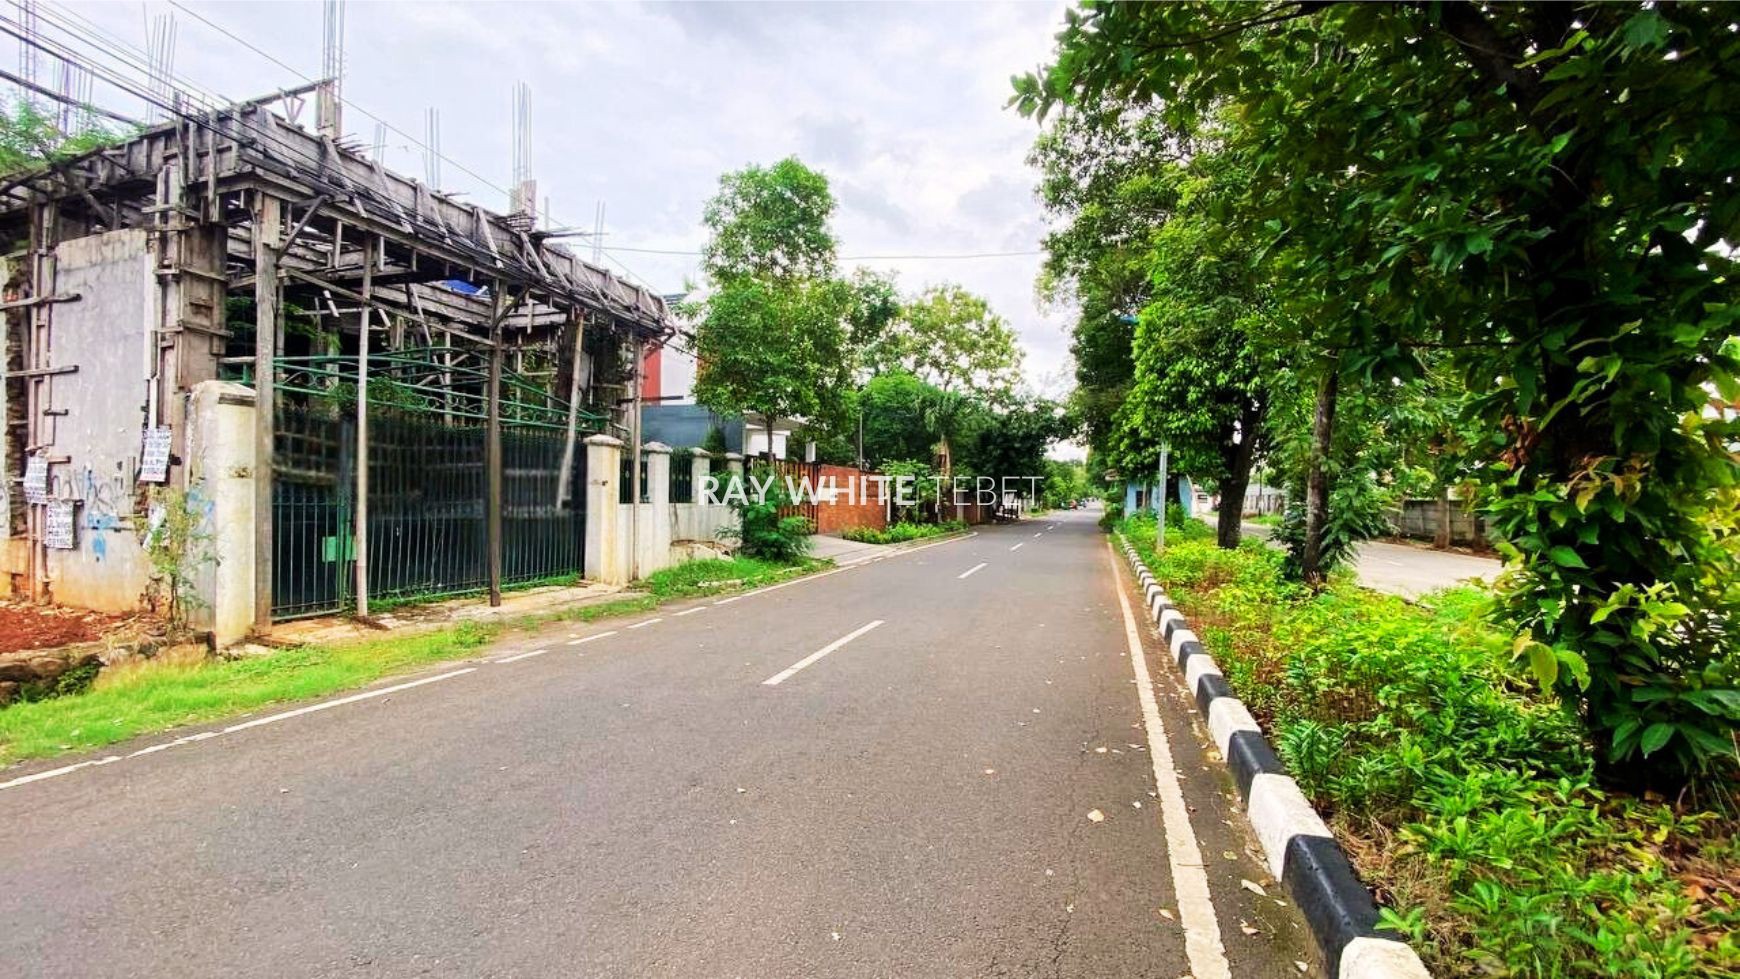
[721,464,814,561]
[1116,515,1740,976]
[841,519,966,546]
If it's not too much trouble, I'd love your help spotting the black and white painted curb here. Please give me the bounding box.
[1116,534,1431,979]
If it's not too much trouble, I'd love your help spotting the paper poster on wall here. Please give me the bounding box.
[139,427,173,483]
[45,500,75,549]
[22,455,48,504]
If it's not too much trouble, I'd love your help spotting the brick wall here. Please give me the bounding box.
[811,464,887,535]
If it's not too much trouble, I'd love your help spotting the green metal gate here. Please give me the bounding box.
[265,350,600,620]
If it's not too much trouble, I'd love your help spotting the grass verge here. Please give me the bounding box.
[0,624,497,766]
[1,554,830,770]
[1117,511,1739,978]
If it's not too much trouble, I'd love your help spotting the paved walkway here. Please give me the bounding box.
[1230,516,1501,598]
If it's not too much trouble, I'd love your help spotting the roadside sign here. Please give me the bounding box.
[45,500,75,549]
[22,455,48,503]
[140,427,172,483]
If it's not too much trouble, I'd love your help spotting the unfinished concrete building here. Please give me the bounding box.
[0,90,674,640]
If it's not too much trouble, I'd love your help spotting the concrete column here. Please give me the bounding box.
[584,434,625,585]
[186,380,257,646]
[641,442,672,578]
[689,448,712,501]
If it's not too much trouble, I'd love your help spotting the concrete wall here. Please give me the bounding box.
[41,229,155,611]
[184,381,256,646]
[1389,498,1489,546]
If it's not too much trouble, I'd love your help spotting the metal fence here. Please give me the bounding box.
[670,449,696,504]
[619,454,649,504]
[268,349,596,620]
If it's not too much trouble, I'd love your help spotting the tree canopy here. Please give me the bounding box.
[1017,2,1740,779]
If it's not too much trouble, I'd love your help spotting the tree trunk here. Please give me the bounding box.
[1216,403,1263,549]
[1300,363,1340,587]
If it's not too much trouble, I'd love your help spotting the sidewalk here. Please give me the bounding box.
[1228,514,1501,598]
[807,533,894,566]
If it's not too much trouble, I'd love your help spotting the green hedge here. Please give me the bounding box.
[1117,516,1739,977]
[841,520,967,545]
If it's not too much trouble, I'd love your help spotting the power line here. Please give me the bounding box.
[602,244,1044,261]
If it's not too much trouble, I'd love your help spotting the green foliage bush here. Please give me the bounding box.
[840,519,967,546]
[1117,515,1739,977]
[1097,500,1124,531]
[723,464,813,562]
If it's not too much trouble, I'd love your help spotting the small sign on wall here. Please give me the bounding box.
[45,500,75,549]
[139,427,172,483]
[22,455,48,504]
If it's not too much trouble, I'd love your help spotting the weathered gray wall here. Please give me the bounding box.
[42,229,155,611]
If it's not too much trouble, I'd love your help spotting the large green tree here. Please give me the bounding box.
[867,284,1025,403]
[1017,2,1740,779]
[692,158,882,462]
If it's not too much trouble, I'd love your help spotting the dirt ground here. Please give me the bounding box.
[0,602,134,654]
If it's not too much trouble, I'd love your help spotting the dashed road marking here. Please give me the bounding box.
[627,618,663,630]
[566,630,618,646]
[494,648,549,664]
[762,620,885,686]
[674,606,707,617]
[958,562,988,579]
[1010,541,1025,551]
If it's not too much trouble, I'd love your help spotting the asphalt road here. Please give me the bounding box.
[0,510,1317,978]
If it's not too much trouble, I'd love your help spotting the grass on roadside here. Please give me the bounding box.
[643,555,825,599]
[1116,511,1740,977]
[840,519,966,546]
[0,554,832,770]
[0,624,497,766]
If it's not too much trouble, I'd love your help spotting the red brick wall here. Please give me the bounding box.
[943,500,995,526]
[811,465,887,535]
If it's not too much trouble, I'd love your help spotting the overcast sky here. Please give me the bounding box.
[44,1,1078,408]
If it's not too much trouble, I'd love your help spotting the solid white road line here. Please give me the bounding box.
[494,648,549,664]
[1107,542,1231,979]
[626,617,663,630]
[674,606,707,617]
[566,630,618,646]
[221,668,478,735]
[762,620,884,686]
[957,562,988,579]
[1010,541,1025,551]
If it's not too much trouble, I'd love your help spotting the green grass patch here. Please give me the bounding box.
[1248,512,1282,527]
[0,624,498,767]
[1116,515,1739,977]
[644,555,824,599]
[840,520,966,545]
[0,554,838,773]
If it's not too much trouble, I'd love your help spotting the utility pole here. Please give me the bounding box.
[629,334,643,580]
[1156,441,1169,554]
[485,284,504,607]
[353,234,372,619]
[252,194,282,631]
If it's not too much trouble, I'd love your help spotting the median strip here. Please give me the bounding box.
[761,620,885,686]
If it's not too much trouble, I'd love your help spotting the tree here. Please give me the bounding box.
[692,159,855,462]
[701,157,838,284]
[867,284,1024,404]
[1016,3,1740,780]
[1116,158,1282,549]
[0,98,127,177]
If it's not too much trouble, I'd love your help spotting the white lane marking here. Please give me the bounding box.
[1010,541,1025,552]
[626,617,663,630]
[674,606,707,617]
[957,562,988,579]
[494,648,549,664]
[762,620,885,686]
[0,754,123,792]
[221,668,478,735]
[1033,531,1043,538]
[1107,542,1231,979]
[566,630,618,646]
[713,596,742,605]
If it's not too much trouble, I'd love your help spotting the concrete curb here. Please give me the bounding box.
[1115,534,1431,979]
